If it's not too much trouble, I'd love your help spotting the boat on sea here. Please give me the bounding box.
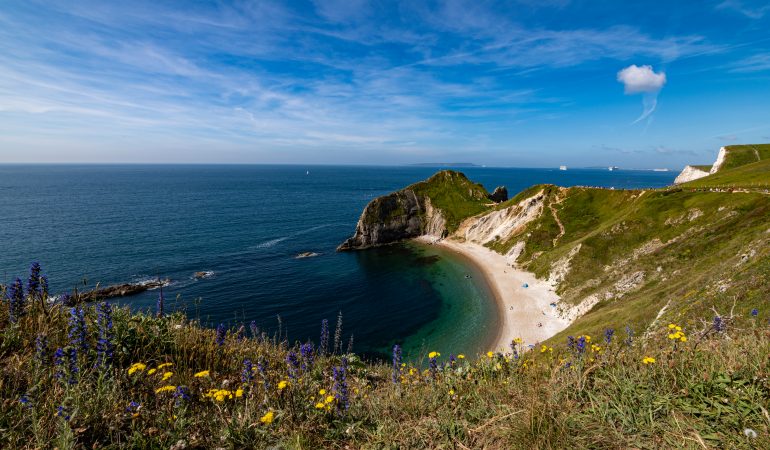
[559,165,567,171]
[608,166,619,171]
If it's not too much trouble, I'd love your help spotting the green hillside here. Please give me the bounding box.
[682,158,770,189]
[717,144,770,171]
[410,170,490,232]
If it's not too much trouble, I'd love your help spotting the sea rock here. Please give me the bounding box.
[194,271,214,279]
[295,252,320,259]
[73,279,170,303]
[488,186,508,203]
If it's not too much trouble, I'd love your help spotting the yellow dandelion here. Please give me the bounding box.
[325,395,335,404]
[315,402,325,409]
[457,354,465,359]
[260,411,274,425]
[193,370,210,378]
[540,345,548,353]
[235,389,244,398]
[680,336,687,342]
[147,368,157,375]
[155,385,176,394]
[319,389,327,395]
[278,380,289,390]
[675,326,682,331]
[514,337,523,344]
[642,356,656,364]
[668,324,676,329]
[428,351,440,358]
[162,371,173,381]
[487,351,494,358]
[449,389,455,395]
[157,362,173,369]
[128,363,147,375]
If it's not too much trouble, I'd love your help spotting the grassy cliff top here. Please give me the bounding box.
[718,144,770,171]
[682,158,770,189]
[409,170,491,232]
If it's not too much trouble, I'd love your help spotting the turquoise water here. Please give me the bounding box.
[0,165,675,360]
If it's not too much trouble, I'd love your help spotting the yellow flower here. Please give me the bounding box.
[147,368,157,375]
[514,337,523,344]
[162,371,173,381]
[487,351,494,358]
[260,411,274,425]
[428,351,440,358]
[680,336,687,342]
[668,324,676,329]
[128,363,147,375]
[235,389,244,398]
[457,354,465,359]
[540,345,548,353]
[157,362,173,369]
[642,357,656,364]
[315,402,325,409]
[325,395,335,404]
[675,326,682,331]
[155,385,176,394]
[278,380,289,390]
[319,389,327,395]
[449,389,455,395]
[193,370,210,378]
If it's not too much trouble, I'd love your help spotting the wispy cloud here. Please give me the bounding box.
[716,1,770,19]
[617,65,666,124]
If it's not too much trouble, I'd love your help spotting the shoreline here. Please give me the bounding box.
[416,236,570,351]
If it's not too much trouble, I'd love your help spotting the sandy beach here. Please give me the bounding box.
[418,237,570,352]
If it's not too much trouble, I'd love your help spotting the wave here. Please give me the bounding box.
[251,223,343,250]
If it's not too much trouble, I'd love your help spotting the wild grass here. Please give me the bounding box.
[2,266,770,449]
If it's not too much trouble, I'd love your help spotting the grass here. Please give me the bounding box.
[717,144,770,171]
[682,158,770,189]
[2,273,770,449]
[410,170,491,233]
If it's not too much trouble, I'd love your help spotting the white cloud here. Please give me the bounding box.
[716,1,770,19]
[617,65,666,94]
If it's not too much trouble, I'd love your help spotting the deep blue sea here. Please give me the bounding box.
[0,165,675,360]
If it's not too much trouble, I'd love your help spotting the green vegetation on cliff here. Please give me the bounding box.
[717,144,770,171]
[683,158,770,189]
[410,170,490,232]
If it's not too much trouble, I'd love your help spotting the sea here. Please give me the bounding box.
[0,165,676,360]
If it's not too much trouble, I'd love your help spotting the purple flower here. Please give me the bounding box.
[625,325,634,346]
[241,359,254,384]
[566,336,575,350]
[429,353,439,378]
[319,319,329,355]
[173,386,190,406]
[604,328,615,345]
[19,394,32,409]
[95,302,114,368]
[333,357,349,414]
[27,262,42,298]
[286,350,300,380]
[7,278,25,323]
[57,405,71,421]
[391,344,402,383]
[751,308,759,317]
[53,348,65,380]
[35,333,49,367]
[68,306,88,351]
[714,316,724,333]
[300,343,314,372]
[576,336,587,354]
[215,323,226,346]
[126,401,140,412]
[67,347,79,385]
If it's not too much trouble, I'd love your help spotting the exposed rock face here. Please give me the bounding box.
[455,190,545,245]
[338,170,492,250]
[488,186,508,203]
[674,165,709,184]
[337,189,447,250]
[710,146,727,173]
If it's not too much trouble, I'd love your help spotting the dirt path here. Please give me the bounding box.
[549,192,566,246]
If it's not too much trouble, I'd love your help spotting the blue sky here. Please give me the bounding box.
[1,0,769,168]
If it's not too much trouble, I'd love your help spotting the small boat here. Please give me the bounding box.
[559,165,567,171]
[306,170,310,175]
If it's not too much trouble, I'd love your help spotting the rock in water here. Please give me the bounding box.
[488,186,508,203]
[295,252,320,259]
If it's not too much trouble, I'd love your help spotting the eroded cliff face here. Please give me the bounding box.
[454,190,545,246]
[337,170,490,251]
[337,190,447,250]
